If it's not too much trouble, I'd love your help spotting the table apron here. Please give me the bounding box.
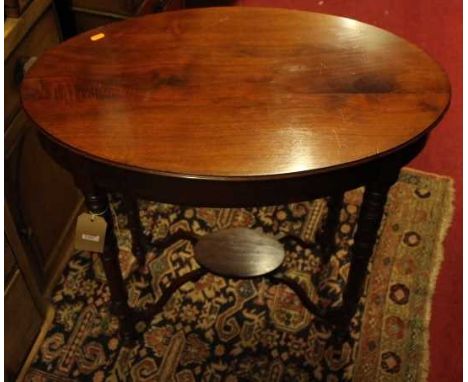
[38,132,428,207]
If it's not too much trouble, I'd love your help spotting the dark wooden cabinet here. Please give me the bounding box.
[4,0,83,377]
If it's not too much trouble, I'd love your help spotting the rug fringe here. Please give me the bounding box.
[403,166,454,180]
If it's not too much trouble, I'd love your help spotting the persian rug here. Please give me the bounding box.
[24,168,453,382]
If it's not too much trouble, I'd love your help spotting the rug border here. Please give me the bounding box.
[403,168,455,382]
[353,167,455,382]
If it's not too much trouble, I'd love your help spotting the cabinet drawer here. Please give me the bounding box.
[5,6,60,128]
[4,270,43,378]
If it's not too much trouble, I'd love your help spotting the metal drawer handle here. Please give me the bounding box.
[14,56,38,84]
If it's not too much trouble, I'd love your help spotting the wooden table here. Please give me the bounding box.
[21,7,450,343]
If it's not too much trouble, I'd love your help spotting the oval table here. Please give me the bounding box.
[21,7,450,343]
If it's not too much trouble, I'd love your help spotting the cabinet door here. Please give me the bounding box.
[5,111,82,290]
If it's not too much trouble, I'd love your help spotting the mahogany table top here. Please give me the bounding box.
[21,7,450,180]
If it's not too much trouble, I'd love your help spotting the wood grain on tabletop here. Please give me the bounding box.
[20,7,450,179]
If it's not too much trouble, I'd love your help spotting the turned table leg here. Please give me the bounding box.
[316,192,344,263]
[330,169,400,336]
[83,189,136,342]
[121,195,147,267]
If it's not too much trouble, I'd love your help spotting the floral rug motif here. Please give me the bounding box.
[24,168,453,382]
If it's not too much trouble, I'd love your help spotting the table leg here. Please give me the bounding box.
[316,192,344,263]
[331,169,400,336]
[121,195,147,267]
[83,189,136,343]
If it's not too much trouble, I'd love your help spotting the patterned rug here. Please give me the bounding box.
[24,168,453,382]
